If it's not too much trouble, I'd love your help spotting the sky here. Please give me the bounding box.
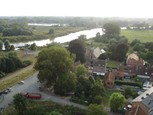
[0,0,153,18]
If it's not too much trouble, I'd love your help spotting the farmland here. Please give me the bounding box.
[121,30,153,43]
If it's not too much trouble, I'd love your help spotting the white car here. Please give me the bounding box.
[19,81,24,84]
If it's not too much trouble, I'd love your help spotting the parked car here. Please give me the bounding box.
[3,88,12,94]
[19,81,24,84]
[23,92,42,99]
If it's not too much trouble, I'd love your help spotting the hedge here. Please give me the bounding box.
[115,80,142,88]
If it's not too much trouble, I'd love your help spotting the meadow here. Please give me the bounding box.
[121,30,153,43]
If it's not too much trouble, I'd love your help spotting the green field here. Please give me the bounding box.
[121,30,153,43]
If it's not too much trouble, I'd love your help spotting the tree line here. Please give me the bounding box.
[0,19,32,36]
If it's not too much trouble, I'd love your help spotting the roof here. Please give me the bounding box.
[132,87,153,105]
[93,47,102,58]
[127,53,139,61]
[93,60,106,74]
[126,105,146,115]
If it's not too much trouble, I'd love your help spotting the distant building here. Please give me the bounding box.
[119,53,149,77]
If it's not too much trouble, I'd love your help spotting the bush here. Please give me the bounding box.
[92,95,103,104]
[22,60,32,67]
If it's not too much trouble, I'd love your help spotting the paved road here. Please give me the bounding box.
[0,72,87,110]
[0,72,38,108]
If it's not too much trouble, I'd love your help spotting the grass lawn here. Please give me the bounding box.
[3,101,86,115]
[86,38,106,48]
[121,30,153,43]
[107,60,121,68]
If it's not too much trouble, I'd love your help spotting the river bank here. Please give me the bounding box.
[0,27,86,43]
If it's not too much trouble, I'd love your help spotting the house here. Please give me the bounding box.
[86,47,107,76]
[127,87,153,115]
[105,71,124,88]
[118,53,148,77]
[92,59,106,76]
[85,47,102,67]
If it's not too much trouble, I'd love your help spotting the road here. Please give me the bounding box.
[0,72,87,110]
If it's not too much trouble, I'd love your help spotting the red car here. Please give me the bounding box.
[24,92,42,99]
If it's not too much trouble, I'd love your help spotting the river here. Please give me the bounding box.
[12,28,103,47]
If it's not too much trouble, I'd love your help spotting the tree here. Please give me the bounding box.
[48,29,54,34]
[98,53,108,60]
[54,72,77,95]
[103,22,121,35]
[130,39,141,47]
[115,43,129,61]
[30,43,37,50]
[10,45,15,50]
[68,39,86,63]
[78,34,87,40]
[0,40,3,50]
[124,87,133,98]
[75,64,88,77]
[4,40,10,51]
[13,93,27,115]
[133,43,145,52]
[109,93,126,112]
[96,32,101,39]
[92,95,103,104]
[87,104,107,115]
[34,46,75,91]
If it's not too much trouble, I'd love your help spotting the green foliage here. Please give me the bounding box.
[30,43,37,51]
[130,39,141,46]
[109,93,126,112]
[68,39,86,63]
[4,40,10,51]
[115,80,142,88]
[0,52,23,73]
[54,72,77,95]
[46,110,63,115]
[98,53,108,60]
[124,87,133,98]
[2,24,32,36]
[48,29,54,34]
[92,95,103,104]
[103,22,121,35]
[0,40,3,50]
[75,64,88,77]
[13,93,28,115]
[87,104,107,115]
[74,77,105,104]
[35,46,75,95]
[115,43,129,61]
[133,43,145,52]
